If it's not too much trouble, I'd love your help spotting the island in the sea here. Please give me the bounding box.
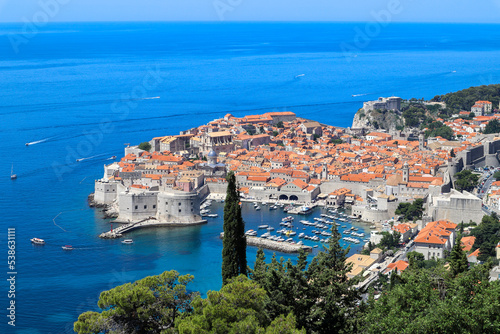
[91,94,500,257]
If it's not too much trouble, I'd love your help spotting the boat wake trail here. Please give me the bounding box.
[351,93,370,97]
[75,153,108,162]
[25,135,60,146]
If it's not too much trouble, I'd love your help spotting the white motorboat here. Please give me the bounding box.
[31,238,45,245]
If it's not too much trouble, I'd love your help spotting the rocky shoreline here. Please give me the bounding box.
[88,193,118,219]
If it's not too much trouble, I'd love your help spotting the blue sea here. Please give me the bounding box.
[2,22,500,333]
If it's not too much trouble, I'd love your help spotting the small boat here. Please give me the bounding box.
[10,164,17,180]
[267,226,275,231]
[255,206,261,211]
[31,238,45,245]
[110,156,117,159]
[121,239,133,244]
[25,142,30,146]
[269,205,277,210]
[62,245,73,250]
[207,214,218,218]
[258,225,269,229]
[76,158,83,162]
[245,230,258,236]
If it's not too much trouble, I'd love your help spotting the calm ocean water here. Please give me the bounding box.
[1,22,500,333]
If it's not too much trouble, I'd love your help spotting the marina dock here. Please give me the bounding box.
[220,232,312,253]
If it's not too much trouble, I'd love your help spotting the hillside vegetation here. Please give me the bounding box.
[432,84,500,112]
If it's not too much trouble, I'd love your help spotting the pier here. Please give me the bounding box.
[220,233,312,253]
[99,218,207,239]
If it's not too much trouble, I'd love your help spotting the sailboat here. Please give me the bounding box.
[10,164,17,180]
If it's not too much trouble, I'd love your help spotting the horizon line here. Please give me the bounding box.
[1,20,500,25]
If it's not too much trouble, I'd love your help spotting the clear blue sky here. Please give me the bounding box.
[1,0,500,23]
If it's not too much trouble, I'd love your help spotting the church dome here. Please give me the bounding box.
[207,150,217,158]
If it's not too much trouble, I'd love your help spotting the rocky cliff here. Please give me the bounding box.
[351,108,404,132]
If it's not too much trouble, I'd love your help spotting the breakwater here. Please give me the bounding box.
[220,232,312,253]
[99,218,207,238]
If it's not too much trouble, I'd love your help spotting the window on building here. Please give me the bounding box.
[191,208,194,212]
[179,209,181,213]
[144,205,147,209]
[166,202,168,205]
[135,205,138,210]
[179,202,181,206]
[153,205,156,209]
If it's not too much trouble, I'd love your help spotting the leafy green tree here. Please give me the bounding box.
[249,226,361,334]
[454,169,480,192]
[395,198,424,221]
[379,231,401,249]
[264,313,306,334]
[470,214,500,261]
[450,148,455,157]
[222,171,247,285]
[494,171,500,181]
[74,271,196,334]
[249,250,310,330]
[138,141,152,151]
[306,226,361,334]
[272,130,279,137]
[361,263,500,334]
[329,138,343,145]
[424,121,454,140]
[176,275,305,334]
[448,235,469,277]
[484,119,500,134]
[276,121,284,128]
[407,251,425,269]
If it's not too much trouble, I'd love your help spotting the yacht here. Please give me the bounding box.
[258,225,269,229]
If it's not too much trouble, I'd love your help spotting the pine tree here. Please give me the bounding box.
[449,234,468,277]
[306,225,361,334]
[221,172,247,285]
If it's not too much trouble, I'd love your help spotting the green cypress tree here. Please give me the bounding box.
[221,172,247,285]
[449,234,469,278]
